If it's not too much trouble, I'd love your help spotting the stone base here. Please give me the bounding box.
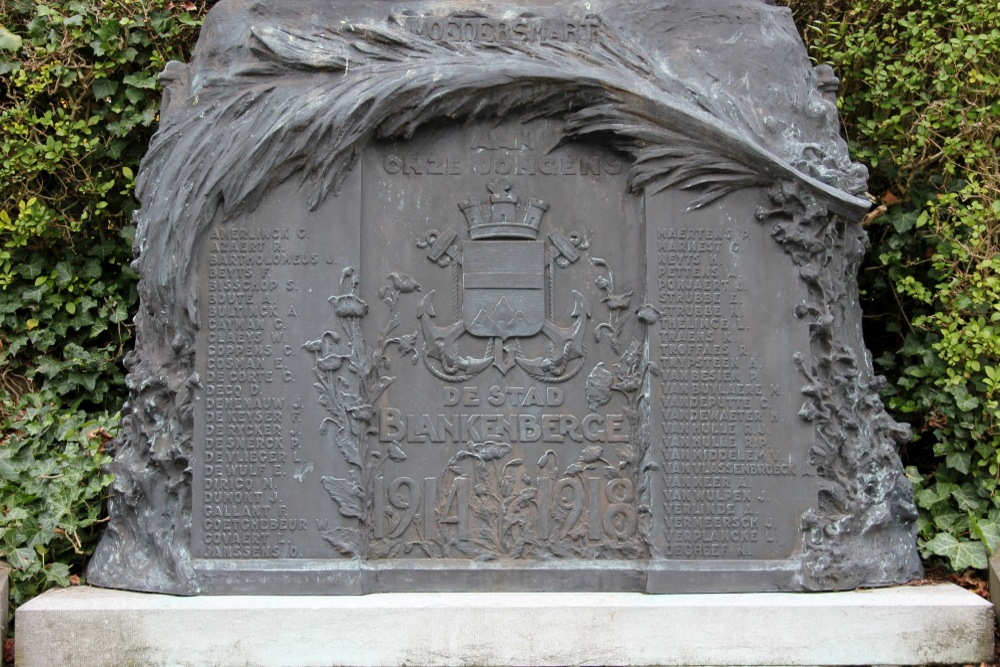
[15,584,992,666]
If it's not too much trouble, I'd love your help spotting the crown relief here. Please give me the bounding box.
[459,179,548,240]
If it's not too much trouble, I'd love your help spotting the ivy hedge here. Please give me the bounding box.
[0,0,997,612]
[0,0,208,611]
[786,0,1000,572]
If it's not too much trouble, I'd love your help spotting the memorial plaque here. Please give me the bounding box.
[88,0,923,594]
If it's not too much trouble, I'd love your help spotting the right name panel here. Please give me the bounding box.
[647,188,816,586]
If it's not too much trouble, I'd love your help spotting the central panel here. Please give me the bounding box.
[356,119,648,562]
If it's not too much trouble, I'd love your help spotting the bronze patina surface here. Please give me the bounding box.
[88,0,922,594]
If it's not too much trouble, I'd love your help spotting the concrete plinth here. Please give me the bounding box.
[16,584,992,666]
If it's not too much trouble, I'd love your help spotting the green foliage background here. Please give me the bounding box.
[0,0,997,612]
[0,0,207,611]
[784,0,1000,572]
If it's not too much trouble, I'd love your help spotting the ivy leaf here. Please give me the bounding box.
[123,72,157,90]
[0,24,22,52]
[945,451,971,475]
[9,547,35,568]
[92,78,119,99]
[970,516,1000,555]
[53,261,73,287]
[931,505,964,531]
[956,395,979,411]
[43,562,71,587]
[78,261,102,281]
[36,357,62,378]
[915,486,945,508]
[889,210,918,234]
[2,507,29,521]
[93,19,120,41]
[22,286,45,303]
[0,454,19,483]
[916,513,933,537]
[150,13,173,35]
[124,86,146,105]
[950,486,980,512]
[922,532,987,571]
[903,465,925,486]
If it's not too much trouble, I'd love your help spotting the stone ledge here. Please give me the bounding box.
[15,584,992,667]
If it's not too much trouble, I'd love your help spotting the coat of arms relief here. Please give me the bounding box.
[418,179,590,382]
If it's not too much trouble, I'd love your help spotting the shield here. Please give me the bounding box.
[463,240,545,338]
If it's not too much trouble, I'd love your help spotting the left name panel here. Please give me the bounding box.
[193,174,361,560]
